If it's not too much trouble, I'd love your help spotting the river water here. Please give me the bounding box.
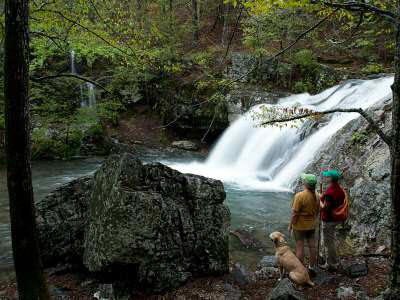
[0,152,292,279]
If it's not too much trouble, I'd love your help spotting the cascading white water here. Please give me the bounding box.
[86,82,97,109]
[70,50,77,74]
[80,83,97,109]
[169,76,394,191]
[70,49,97,109]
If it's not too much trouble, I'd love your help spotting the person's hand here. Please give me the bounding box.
[288,224,293,236]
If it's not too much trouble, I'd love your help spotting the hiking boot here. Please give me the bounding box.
[320,263,338,272]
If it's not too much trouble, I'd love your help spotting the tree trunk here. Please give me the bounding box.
[221,2,230,46]
[389,1,400,298]
[4,0,49,299]
[197,0,201,29]
[169,0,173,29]
[192,0,199,47]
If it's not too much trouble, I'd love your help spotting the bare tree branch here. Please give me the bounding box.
[41,9,131,57]
[224,4,244,59]
[317,1,396,22]
[31,73,111,94]
[201,111,216,143]
[30,31,67,50]
[226,9,338,86]
[261,107,392,147]
[327,11,364,45]
[154,98,212,129]
[31,0,56,13]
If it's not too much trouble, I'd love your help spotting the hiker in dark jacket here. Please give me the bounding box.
[320,170,345,271]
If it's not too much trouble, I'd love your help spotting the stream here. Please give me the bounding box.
[0,151,292,280]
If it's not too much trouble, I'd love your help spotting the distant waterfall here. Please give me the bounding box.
[168,77,394,191]
[70,50,97,109]
[70,50,77,74]
[87,83,97,108]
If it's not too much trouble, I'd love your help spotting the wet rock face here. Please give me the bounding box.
[37,153,230,292]
[36,176,94,266]
[302,97,392,251]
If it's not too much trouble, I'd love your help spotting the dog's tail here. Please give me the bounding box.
[307,279,315,287]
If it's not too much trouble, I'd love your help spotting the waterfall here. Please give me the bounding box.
[168,76,394,191]
[70,49,97,109]
[87,83,97,108]
[80,83,97,109]
[70,50,76,74]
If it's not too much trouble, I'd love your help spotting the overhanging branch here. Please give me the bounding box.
[261,108,392,147]
[272,9,339,60]
[31,73,111,94]
[318,1,396,23]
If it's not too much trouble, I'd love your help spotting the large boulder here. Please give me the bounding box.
[302,96,392,251]
[36,176,94,266]
[37,153,230,292]
[83,154,230,292]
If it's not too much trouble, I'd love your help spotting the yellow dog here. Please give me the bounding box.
[270,231,315,287]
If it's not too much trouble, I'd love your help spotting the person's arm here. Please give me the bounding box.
[289,195,301,230]
[289,210,298,231]
[321,194,334,211]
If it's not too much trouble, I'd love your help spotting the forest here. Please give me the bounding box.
[0,0,396,162]
[0,0,400,299]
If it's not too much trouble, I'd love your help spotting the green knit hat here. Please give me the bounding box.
[322,169,341,180]
[300,173,317,186]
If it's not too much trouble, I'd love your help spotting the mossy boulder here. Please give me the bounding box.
[83,154,230,292]
[37,153,230,293]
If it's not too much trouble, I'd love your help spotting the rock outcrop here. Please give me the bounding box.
[226,52,341,92]
[36,176,94,266]
[37,153,230,292]
[302,96,392,251]
[267,278,305,300]
[171,140,199,151]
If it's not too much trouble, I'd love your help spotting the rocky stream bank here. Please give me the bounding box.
[0,254,391,299]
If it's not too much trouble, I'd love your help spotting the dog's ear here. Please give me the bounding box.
[279,233,286,243]
[280,236,286,243]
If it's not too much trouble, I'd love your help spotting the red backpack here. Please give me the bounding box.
[332,189,349,222]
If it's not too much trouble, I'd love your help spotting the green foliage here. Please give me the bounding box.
[31,126,83,160]
[0,0,393,163]
[362,63,385,75]
[293,49,317,70]
[352,131,368,144]
[293,80,313,93]
[97,100,124,126]
[85,123,104,141]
